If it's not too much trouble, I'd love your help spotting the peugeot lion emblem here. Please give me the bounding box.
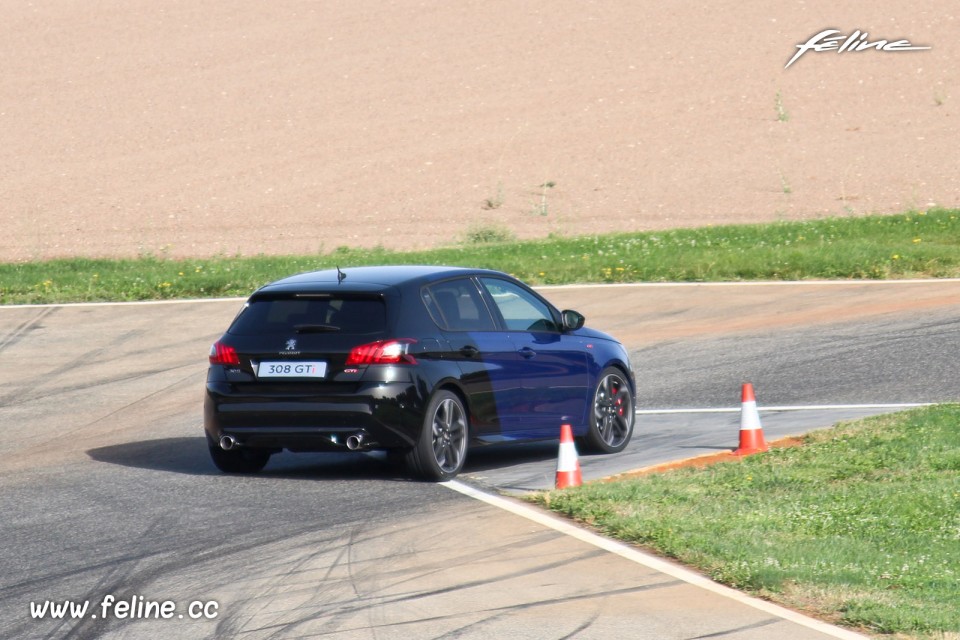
[285,339,297,351]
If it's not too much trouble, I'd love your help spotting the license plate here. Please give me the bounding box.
[257,361,327,378]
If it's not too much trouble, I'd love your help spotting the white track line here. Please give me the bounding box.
[538,278,960,291]
[0,297,246,310]
[635,403,932,415]
[3,278,958,309]
[443,480,869,640]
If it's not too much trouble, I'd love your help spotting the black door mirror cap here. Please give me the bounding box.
[561,309,585,331]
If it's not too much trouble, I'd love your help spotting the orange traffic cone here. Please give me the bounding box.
[733,383,768,456]
[555,423,583,489]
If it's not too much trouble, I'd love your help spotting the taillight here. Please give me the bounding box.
[209,341,240,366]
[346,339,418,365]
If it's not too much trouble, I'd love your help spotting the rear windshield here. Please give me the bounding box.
[228,295,387,336]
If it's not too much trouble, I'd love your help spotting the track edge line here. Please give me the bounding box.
[442,479,870,640]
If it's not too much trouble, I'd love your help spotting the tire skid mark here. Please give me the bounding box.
[267,581,682,639]
[0,307,56,353]
[58,518,177,640]
[376,533,604,605]
[689,617,782,639]
[209,521,493,638]
[227,526,426,624]
[430,609,519,640]
[0,549,165,601]
[266,527,394,640]
[5,521,343,640]
[216,528,359,639]
[559,609,603,640]
[239,506,675,636]
[374,527,565,594]
[831,314,960,344]
[343,524,379,640]
[0,327,149,406]
[234,544,657,638]
[41,552,149,640]
[1,368,204,472]
[255,526,382,640]
[0,515,191,599]
[323,531,599,612]
[7,518,180,640]
[61,328,147,369]
[0,360,202,408]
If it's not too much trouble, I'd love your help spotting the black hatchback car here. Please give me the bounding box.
[204,266,636,480]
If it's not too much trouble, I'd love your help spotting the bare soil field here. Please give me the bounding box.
[1,1,957,262]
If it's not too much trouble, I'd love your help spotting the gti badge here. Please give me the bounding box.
[285,338,297,351]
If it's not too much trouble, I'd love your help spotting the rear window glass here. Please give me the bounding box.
[228,296,387,336]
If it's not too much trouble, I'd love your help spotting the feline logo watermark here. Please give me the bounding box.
[785,29,930,69]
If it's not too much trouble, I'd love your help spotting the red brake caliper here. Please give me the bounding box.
[613,382,623,416]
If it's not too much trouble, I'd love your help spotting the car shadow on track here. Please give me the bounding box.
[86,438,220,475]
[86,437,565,481]
[86,437,407,481]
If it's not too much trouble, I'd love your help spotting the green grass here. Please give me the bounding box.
[2,208,959,304]
[531,406,960,637]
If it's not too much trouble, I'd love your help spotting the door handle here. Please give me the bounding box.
[460,345,479,358]
[519,347,536,359]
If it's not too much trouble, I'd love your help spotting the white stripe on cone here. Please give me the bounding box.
[555,423,583,489]
[740,400,762,431]
[734,383,768,456]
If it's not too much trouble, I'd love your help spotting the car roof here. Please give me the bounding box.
[256,265,509,293]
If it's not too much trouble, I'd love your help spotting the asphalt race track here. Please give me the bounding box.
[1,281,957,639]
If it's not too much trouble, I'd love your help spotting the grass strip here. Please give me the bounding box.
[531,406,960,637]
[1,209,959,304]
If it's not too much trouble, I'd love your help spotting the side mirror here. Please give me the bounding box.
[561,309,585,331]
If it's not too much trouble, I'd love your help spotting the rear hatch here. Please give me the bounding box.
[211,292,390,390]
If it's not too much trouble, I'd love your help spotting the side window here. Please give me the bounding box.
[479,278,559,332]
[422,279,496,331]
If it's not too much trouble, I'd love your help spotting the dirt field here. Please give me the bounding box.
[1,1,957,262]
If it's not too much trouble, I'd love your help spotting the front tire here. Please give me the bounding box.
[406,390,469,481]
[207,437,271,474]
[582,367,634,453]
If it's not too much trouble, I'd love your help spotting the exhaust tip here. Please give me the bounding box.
[219,435,237,451]
[345,434,363,451]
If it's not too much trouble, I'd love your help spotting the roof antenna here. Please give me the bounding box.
[336,266,347,283]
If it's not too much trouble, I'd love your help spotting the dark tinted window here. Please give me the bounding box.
[480,278,559,332]
[228,296,386,336]
[422,279,496,331]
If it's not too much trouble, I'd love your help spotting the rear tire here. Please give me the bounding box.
[582,367,634,454]
[406,390,469,481]
[207,437,271,474]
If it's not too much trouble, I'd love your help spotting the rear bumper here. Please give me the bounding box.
[204,381,426,451]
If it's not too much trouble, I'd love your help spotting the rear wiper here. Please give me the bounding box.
[294,324,341,333]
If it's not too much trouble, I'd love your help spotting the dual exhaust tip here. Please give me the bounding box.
[346,433,375,451]
[219,433,373,451]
